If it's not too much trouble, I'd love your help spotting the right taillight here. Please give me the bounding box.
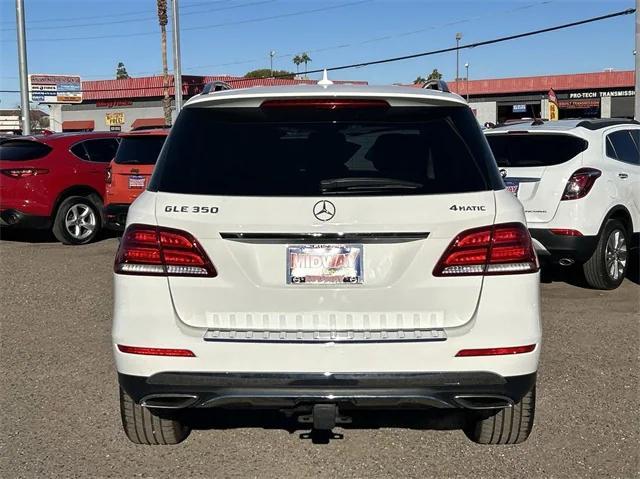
[114,224,217,277]
[433,223,538,276]
[561,168,601,201]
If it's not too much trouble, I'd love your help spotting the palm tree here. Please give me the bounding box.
[292,55,303,75]
[300,52,312,77]
[156,0,171,125]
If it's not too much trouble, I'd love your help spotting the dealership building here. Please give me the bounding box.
[446,70,635,126]
[48,75,368,132]
[48,70,635,132]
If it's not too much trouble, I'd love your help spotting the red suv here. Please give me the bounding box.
[0,132,120,244]
[104,128,168,230]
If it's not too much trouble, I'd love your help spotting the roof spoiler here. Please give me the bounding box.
[422,79,450,93]
[201,81,232,94]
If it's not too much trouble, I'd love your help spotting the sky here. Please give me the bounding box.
[0,0,636,108]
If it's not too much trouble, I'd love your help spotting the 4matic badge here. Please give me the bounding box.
[449,205,487,212]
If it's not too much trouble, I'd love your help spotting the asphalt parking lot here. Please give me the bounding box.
[1,233,638,478]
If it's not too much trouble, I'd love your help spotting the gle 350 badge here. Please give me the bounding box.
[164,205,219,213]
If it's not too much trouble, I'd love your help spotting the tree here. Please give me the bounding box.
[116,62,130,80]
[244,69,295,79]
[156,0,171,126]
[292,55,303,74]
[427,68,443,81]
[413,76,426,84]
[300,52,312,76]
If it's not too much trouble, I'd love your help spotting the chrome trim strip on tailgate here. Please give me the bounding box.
[219,232,429,244]
[203,328,446,343]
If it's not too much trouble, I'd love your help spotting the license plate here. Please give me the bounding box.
[505,179,520,196]
[287,244,363,284]
[128,175,146,189]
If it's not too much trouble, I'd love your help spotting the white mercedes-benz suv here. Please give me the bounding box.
[485,119,639,290]
[112,81,541,445]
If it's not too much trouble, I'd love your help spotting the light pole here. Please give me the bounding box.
[634,0,638,120]
[171,0,183,115]
[455,32,462,83]
[465,62,470,102]
[269,50,276,77]
[15,0,30,135]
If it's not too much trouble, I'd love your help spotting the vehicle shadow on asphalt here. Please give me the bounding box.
[540,252,640,288]
[0,228,120,244]
[181,409,468,445]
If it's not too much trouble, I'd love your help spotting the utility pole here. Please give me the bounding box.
[635,0,639,120]
[465,62,470,102]
[15,0,30,135]
[269,50,276,77]
[455,32,462,82]
[171,0,183,115]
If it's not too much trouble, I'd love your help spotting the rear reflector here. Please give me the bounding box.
[260,99,390,109]
[115,224,217,277]
[550,228,583,236]
[433,223,538,276]
[117,345,195,357]
[455,344,536,357]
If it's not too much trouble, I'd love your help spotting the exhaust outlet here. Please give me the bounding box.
[558,258,575,266]
[454,395,514,410]
[140,394,198,409]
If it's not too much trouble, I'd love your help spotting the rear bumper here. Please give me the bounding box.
[530,228,598,263]
[104,203,130,231]
[118,371,536,410]
[0,209,50,229]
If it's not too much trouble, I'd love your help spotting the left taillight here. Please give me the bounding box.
[114,224,217,277]
[1,168,49,178]
[433,223,538,276]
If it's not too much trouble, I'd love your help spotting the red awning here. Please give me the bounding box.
[131,117,166,129]
[62,120,94,131]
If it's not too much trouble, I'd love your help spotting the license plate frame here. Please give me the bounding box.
[287,244,363,285]
[504,179,520,197]
[128,175,146,189]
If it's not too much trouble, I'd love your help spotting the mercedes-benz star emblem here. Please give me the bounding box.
[313,200,336,222]
[499,168,508,179]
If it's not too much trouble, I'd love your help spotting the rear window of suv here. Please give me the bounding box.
[486,133,588,167]
[115,136,166,165]
[150,105,501,196]
[0,140,52,161]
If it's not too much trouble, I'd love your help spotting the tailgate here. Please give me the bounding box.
[156,191,497,331]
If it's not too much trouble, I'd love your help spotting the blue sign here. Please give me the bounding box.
[512,104,527,113]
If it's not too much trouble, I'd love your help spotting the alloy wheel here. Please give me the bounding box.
[64,204,96,241]
[605,228,627,281]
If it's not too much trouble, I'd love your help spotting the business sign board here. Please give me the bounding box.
[28,74,82,104]
[105,112,125,126]
[512,104,527,113]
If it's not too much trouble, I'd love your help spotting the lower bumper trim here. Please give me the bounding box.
[119,371,536,410]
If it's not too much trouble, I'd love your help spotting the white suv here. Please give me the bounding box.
[112,83,541,445]
[485,119,639,290]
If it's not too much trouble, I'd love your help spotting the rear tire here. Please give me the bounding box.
[119,388,191,445]
[582,219,629,290]
[464,386,535,445]
[52,195,102,245]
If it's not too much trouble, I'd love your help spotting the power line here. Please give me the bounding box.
[0,0,239,26]
[0,1,370,42]
[0,0,275,32]
[0,0,553,80]
[55,0,557,80]
[0,8,634,94]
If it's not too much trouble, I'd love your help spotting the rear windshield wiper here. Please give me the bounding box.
[320,177,423,193]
